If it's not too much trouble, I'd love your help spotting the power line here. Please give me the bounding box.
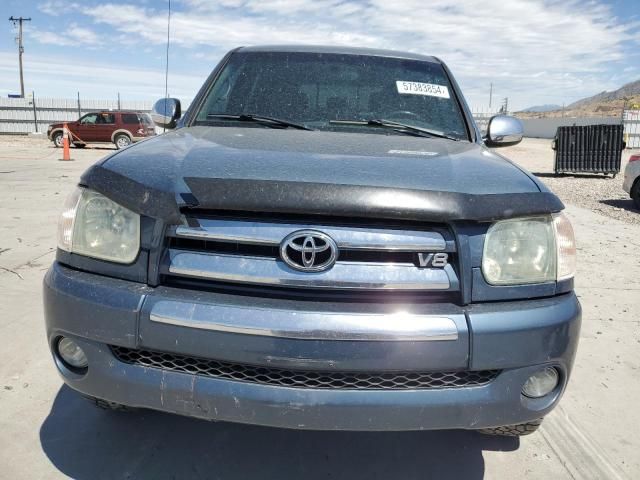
[8,16,31,98]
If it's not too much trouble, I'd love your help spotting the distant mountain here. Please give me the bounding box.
[567,79,640,110]
[516,78,640,119]
[519,104,561,113]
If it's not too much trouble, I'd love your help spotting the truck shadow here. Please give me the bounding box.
[48,145,116,151]
[40,386,518,479]
[531,172,615,179]
[599,199,639,213]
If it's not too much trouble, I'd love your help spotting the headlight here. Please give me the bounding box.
[482,213,576,285]
[57,188,140,263]
[552,212,577,281]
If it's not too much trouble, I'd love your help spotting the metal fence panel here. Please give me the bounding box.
[554,124,624,175]
[0,96,196,134]
[623,110,640,148]
[2,100,638,144]
[0,96,155,134]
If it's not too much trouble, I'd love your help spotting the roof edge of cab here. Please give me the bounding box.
[236,44,441,63]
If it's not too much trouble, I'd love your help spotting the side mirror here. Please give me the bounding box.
[151,98,182,129]
[485,115,523,147]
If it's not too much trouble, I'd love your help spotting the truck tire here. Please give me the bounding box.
[52,131,63,148]
[477,418,543,436]
[114,133,132,149]
[632,179,640,210]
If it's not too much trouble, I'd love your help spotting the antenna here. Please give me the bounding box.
[163,0,171,133]
[9,16,32,98]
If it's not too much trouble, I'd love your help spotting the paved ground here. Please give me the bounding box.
[0,136,638,479]
[503,139,639,225]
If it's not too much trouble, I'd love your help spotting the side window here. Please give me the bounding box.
[121,113,139,124]
[91,113,116,125]
[96,113,115,124]
[80,114,98,124]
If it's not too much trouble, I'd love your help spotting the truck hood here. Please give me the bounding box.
[81,126,562,224]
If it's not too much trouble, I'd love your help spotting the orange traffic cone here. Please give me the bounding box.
[61,123,72,161]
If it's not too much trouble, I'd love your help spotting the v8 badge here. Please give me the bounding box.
[417,252,449,268]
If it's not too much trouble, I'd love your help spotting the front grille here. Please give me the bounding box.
[111,346,499,391]
[160,217,459,296]
[169,237,422,265]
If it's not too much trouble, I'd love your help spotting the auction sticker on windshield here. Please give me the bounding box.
[396,81,450,99]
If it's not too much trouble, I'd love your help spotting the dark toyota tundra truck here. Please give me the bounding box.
[44,45,580,436]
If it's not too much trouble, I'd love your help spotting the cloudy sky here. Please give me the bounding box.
[1,0,639,110]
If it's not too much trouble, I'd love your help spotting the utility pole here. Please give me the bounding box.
[489,83,493,111]
[9,16,31,98]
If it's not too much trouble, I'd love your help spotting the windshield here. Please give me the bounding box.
[194,51,469,140]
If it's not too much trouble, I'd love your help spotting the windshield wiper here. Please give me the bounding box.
[329,119,459,141]
[206,113,313,131]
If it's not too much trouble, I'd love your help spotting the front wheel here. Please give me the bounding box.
[52,131,63,148]
[114,133,132,149]
[477,418,543,436]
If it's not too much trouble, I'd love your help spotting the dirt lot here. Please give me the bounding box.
[503,138,639,225]
[0,135,638,479]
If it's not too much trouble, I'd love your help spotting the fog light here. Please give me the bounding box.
[522,367,559,398]
[57,337,88,369]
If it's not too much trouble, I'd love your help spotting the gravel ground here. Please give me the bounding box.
[500,138,640,225]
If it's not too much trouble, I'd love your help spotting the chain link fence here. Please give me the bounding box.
[1,95,638,148]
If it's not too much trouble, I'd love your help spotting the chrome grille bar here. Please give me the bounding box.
[175,219,446,252]
[167,250,452,290]
[149,300,459,341]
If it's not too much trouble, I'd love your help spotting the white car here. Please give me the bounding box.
[623,154,640,209]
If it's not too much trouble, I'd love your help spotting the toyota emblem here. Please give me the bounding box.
[279,230,338,272]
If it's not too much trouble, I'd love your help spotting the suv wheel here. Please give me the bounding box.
[114,133,132,149]
[632,179,640,210]
[52,131,63,148]
[477,418,543,436]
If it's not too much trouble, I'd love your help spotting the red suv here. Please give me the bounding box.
[47,111,156,149]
